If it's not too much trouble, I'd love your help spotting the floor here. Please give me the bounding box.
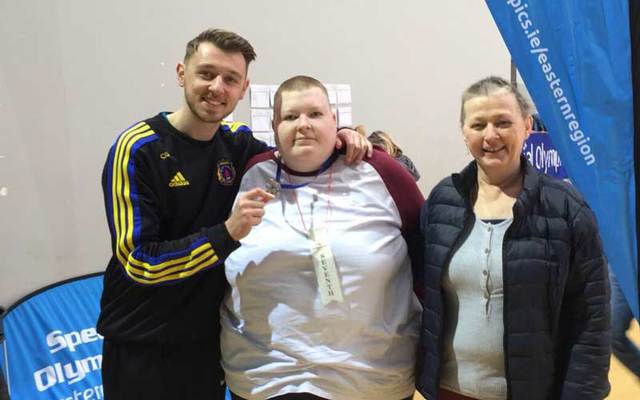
[608,319,640,399]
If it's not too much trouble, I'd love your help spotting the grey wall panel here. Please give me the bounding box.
[0,0,509,306]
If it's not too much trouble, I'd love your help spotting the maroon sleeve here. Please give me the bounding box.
[366,149,424,232]
[243,149,277,174]
[367,149,425,300]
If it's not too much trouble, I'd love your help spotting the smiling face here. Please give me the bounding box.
[273,86,337,172]
[462,89,532,175]
[177,42,249,125]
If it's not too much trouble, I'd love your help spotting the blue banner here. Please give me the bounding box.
[0,274,104,399]
[486,0,639,318]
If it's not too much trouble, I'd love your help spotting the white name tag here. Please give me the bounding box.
[310,229,343,305]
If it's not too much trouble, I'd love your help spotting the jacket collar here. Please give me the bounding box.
[452,156,542,216]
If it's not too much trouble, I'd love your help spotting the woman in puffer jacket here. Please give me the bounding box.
[416,76,610,400]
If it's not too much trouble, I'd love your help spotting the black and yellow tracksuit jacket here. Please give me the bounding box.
[97,113,268,343]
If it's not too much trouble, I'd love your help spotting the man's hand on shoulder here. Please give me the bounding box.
[335,127,373,164]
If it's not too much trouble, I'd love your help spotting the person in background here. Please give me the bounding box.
[355,125,420,181]
[221,75,423,400]
[531,113,547,132]
[96,29,370,400]
[369,130,421,181]
[416,76,611,400]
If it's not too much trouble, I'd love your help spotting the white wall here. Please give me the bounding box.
[0,0,510,307]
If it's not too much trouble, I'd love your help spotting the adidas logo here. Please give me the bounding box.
[169,172,190,187]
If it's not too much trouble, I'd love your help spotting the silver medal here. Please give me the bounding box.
[266,178,281,196]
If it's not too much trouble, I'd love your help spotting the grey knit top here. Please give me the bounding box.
[440,217,512,400]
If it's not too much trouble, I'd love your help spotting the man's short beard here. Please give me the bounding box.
[185,92,225,124]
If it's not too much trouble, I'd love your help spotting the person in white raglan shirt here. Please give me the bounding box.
[220,75,424,400]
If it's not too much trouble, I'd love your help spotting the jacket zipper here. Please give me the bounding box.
[502,203,523,400]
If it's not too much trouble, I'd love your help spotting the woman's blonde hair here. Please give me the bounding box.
[460,76,531,126]
[368,130,403,158]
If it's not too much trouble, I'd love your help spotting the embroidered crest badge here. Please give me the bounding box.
[216,159,236,186]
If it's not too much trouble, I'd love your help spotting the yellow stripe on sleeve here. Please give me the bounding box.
[110,122,155,267]
[124,244,220,285]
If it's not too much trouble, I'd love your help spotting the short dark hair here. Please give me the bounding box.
[273,75,330,119]
[460,76,531,125]
[184,28,256,67]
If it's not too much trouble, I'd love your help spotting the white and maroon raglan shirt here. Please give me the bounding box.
[220,148,424,400]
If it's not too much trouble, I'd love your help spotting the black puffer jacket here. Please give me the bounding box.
[416,159,610,400]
